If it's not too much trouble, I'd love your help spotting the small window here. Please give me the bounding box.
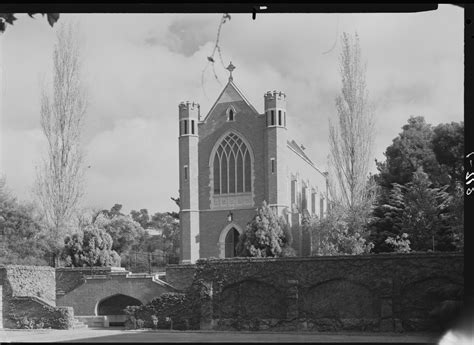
[302,186,307,210]
[271,110,275,126]
[320,197,324,217]
[271,158,275,174]
[278,110,282,126]
[284,112,286,127]
[191,120,195,134]
[291,180,296,205]
[183,120,188,135]
[184,165,188,181]
[179,122,182,136]
[227,107,236,122]
[311,192,316,214]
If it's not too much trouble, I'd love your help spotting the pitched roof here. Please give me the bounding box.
[202,79,259,122]
[287,139,313,164]
[287,139,327,176]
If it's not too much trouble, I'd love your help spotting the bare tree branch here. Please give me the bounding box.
[201,13,231,97]
[328,32,376,214]
[34,22,87,249]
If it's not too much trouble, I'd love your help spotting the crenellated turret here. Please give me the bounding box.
[263,90,288,216]
[178,101,200,263]
[179,101,200,136]
[264,90,287,128]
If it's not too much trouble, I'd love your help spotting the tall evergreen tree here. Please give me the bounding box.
[401,168,451,251]
[369,183,405,253]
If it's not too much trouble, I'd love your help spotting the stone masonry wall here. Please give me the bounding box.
[3,297,74,329]
[56,267,115,295]
[192,253,463,332]
[0,266,55,305]
[0,265,74,329]
[165,264,196,291]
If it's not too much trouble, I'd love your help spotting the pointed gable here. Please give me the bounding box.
[202,80,259,122]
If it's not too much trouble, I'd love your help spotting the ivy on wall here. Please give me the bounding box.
[1,265,74,329]
[124,292,200,330]
[6,298,74,329]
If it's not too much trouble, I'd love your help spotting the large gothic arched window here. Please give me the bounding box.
[212,132,252,195]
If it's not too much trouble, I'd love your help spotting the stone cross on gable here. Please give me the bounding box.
[226,61,235,81]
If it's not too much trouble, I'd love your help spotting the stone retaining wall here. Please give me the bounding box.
[0,265,74,329]
[193,253,464,332]
[56,267,118,296]
[165,264,196,291]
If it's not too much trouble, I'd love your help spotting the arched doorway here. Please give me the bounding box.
[97,294,142,326]
[225,227,240,258]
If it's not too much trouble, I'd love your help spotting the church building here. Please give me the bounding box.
[178,63,329,263]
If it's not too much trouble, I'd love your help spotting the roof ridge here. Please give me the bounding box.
[201,80,259,122]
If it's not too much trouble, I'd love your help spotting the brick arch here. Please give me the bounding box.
[215,279,287,319]
[398,276,463,323]
[56,276,172,316]
[95,293,143,316]
[299,278,380,319]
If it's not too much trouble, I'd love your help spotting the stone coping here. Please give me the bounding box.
[0,265,55,271]
[166,264,197,269]
[12,295,56,308]
[56,266,126,271]
[84,275,108,279]
[195,252,464,264]
[83,273,156,280]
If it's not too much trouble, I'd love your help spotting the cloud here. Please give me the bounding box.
[145,15,217,57]
[0,128,46,203]
[0,6,463,213]
[83,117,179,214]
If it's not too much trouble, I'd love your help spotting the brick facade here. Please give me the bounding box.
[179,73,329,262]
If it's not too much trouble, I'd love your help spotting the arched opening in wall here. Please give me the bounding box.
[97,294,142,326]
[225,228,240,258]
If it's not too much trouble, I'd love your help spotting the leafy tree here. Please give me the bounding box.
[34,22,87,250]
[309,206,374,256]
[432,121,464,189]
[376,116,446,188]
[0,13,59,33]
[93,204,125,222]
[370,117,463,253]
[384,233,411,253]
[62,225,120,267]
[95,212,145,256]
[236,201,295,258]
[0,177,51,265]
[130,208,151,229]
[440,182,464,251]
[149,212,180,258]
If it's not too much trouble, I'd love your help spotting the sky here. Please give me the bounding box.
[0,5,464,215]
